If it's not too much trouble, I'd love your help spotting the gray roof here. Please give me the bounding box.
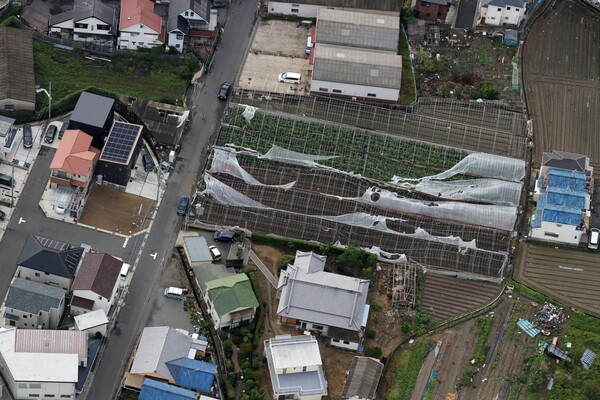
[50,0,118,34]
[22,0,51,32]
[70,91,115,128]
[487,0,526,8]
[277,251,369,332]
[316,8,399,52]
[342,357,384,400]
[183,236,212,263]
[167,0,210,34]
[425,0,452,5]
[0,27,35,105]
[270,0,401,11]
[542,150,588,173]
[18,235,84,279]
[0,115,15,137]
[193,264,234,292]
[5,278,66,314]
[265,335,327,397]
[130,326,193,381]
[312,43,402,89]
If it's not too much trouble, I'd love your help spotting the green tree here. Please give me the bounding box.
[369,346,383,359]
[366,329,377,339]
[278,254,295,270]
[337,245,377,269]
[401,321,412,335]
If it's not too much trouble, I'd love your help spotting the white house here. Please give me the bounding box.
[15,235,84,291]
[266,0,401,18]
[480,0,527,26]
[74,309,109,337]
[529,151,593,245]
[167,0,216,52]
[264,334,327,400]
[0,328,86,400]
[70,252,123,316]
[118,0,164,50]
[49,0,118,43]
[277,251,370,351]
[203,274,259,330]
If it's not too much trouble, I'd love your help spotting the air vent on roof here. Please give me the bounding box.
[370,69,379,77]
[336,53,345,58]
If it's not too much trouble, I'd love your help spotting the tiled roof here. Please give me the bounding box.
[0,27,35,104]
[72,252,122,299]
[205,274,259,317]
[49,130,100,176]
[17,235,84,279]
[5,278,65,314]
[15,329,87,359]
[120,0,162,33]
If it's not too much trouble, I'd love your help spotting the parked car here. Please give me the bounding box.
[208,245,222,261]
[218,82,232,100]
[44,125,57,143]
[177,196,190,216]
[278,72,301,84]
[58,123,68,139]
[0,209,5,221]
[589,228,599,250]
[22,124,33,148]
[214,231,235,242]
[142,153,154,172]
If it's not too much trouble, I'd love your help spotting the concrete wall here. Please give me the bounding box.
[0,98,35,112]
[267,1,321,17]
[17,266,73,291]
[485,4,525,26]
[330,337,359,351]
[310,79,400,102]
[530,222,582,245]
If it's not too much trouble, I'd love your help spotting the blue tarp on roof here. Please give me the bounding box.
[517,319,540,338]
[547,169,586,192]
[541,208,582,226]
[545,191,586,209]
[166,357,217,393]
[139,379,196,400]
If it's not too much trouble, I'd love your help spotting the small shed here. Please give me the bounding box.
[182,235,213,266]
[503,29,518,47]
[74,309,109,337]
[407,21,426,43]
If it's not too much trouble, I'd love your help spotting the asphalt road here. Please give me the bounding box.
[85,0,260,398]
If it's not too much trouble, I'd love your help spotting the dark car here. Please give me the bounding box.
[58,123,68,139]
[0,209,5,221]
[177,196,190,216]
[214,231,235,242]
[142,153,154,172]
[44,125,57,143]
[22,124,33,148]
[218,82,232,100]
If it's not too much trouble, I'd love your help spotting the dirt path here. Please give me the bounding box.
[410,343,439,400]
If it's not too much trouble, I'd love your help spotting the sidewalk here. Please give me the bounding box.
[249,250,278,288]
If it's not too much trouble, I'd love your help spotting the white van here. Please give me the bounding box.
[120,263,131,278]
[589,228,599,250]
[278,72,301,84]
[164,287,185,300]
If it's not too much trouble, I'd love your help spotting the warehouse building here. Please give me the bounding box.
[266,0,401,18]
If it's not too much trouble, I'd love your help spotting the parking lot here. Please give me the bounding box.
[238,19,311,94]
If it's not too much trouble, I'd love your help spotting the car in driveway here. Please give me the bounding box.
[208,245,222,261]
[218,82,232,100]
[0,209,5,221]
[214,231,235,242]
[44,125,57,143]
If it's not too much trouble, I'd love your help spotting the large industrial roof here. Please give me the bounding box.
[316,8,399,52]
[312,44,401,89]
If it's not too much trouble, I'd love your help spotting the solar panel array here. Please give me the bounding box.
[35,235,72,251]
[64,251,83,273]
[100,121,142,164]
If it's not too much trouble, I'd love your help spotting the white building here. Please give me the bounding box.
[70,252,122,316]
[0,328,87,400]
[166,0,216,52]
[480,0,527,26]
[277,251,370,351]
[266,0,401,18]
[74,309,109,337]
[49,0,118,43]
[264,334,327,400]
[118,0,164,50]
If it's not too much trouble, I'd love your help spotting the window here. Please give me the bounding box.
[176,34,183,40]
[425,13,431,17]
[74,23,88,29]
[22,315,27,318]
[497,7,501,11]
[18,383,27,389]
[515,7,520,11]
[60,396,72,399]
[505,16,509,19]
[4,105,14,111]
[332,338,340,342]
[302,366,307,372]
[46,396,56,398]
[506,6,511,9]
[35,272,40,277]
[190,12,194,16]
[367,93,377,97]
[99,296,103,300]
[343,340,350,344]
[544,232,559,238]
[97,24,110,31]
[185,11,189,16]
[291,8,299,12]
[312,324,324,330]
[176,44,180,48]
[282,368,287,374]
[332,89,342,94]
[45,272,49,275]
[319,88,328,92]
[28,394,39,398]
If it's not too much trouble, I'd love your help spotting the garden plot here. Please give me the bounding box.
[192,110,522,280]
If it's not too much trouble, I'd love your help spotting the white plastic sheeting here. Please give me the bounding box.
[209,148,296,189]
[264,144,339,166]
[201,174,273,209]
[421,153,525,182]
[409,179,523,206]
[329,187,517,230]
[242,105,257,123]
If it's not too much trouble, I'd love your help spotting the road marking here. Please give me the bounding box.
[150,252,157,260]
[18,217,26,224]
[123,238,129,248]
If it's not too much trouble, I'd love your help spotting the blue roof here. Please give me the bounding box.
[517,320,540,338]
[166,358,217,393]
[140,379,197,400]
[545,191,585,209]
[547,169,586,192]
[541,208,582,226]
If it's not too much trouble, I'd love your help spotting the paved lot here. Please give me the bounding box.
[238,20,311,93]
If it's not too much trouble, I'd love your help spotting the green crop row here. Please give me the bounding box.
[217,126,440,180]
[386,339,431,400]
[226,108,467,170]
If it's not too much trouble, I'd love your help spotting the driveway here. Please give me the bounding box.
[454,0,480,29]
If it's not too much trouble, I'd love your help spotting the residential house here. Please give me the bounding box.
[414,0,451,21]
[167,0,216,52]
[480,0,527,26]
[341,357,384,400]
[49,129,100,195]
[264,334,327,400]
[70,252,123,316]
[118,0,164,50]
[203,274,259,330]
[0,328,86,400]
[127,326,214,392]
[139,379,197,400]
[21,0,51,33]
[96,121,143,187]
[49,0,118,44]
[68,91,115,149]
[2,277,66,329]
[0,27,35,114]
[266,0,401,18]
[74,309,109,337]
[530,151,593,245]
[277,251,370,351]
[16,234,85,291]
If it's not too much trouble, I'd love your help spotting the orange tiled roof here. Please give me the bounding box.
[119,0,162,34]
[49,130,100,176]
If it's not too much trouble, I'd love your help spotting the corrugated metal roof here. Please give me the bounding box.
[15,329,87,359]
[342,356,384,399]
[312,44,401,88]
[0,27,35,105]
[183,235,212,263]
[516,319,540,338]
[74,309,109,330]
[317,8,399,51]
[581,348,596,370]
[271,0,401,11]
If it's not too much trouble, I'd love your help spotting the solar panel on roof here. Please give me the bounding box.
[35,235,71,251]
[65,251,82,272]
[100,121,141,164]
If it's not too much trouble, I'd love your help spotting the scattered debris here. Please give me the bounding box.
[581,348,597,370]
[517,319,541,338]
[545,337,572,362]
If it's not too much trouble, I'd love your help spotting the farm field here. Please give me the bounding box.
[229,91,528,159]
[516,242,600,317]
[522,1,600,167]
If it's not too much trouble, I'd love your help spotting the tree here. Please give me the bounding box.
[337,245,377,269]
[369,346,383,359]
[278,254,295,270]
[401,321,412,335]
[366,329,377,339]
